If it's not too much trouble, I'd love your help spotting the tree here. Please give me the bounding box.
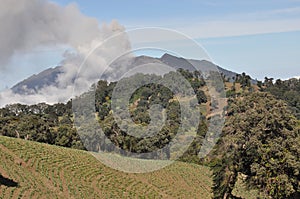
[263,77,300,119]
[212,92,300,198]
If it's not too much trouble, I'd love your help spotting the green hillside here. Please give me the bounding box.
[1,70,299,198]
[0,136,213,199]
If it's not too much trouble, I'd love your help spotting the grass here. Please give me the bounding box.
[0,135,213,199]
[0,135,261,198]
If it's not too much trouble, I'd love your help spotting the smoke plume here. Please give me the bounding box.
[0,0,131,106]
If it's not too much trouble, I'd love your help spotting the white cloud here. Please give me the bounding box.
[124,5,300,39]
[180,18,300,39]
[0,0,131,107]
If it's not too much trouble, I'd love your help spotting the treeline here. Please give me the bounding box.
[1,69,299,198]
[74,69,209,161]
[0,101,85,149]
[261,77,300,119]
[225,73,300,119]
[0,69,209,162]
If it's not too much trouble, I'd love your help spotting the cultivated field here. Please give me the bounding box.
[0,136,213,199]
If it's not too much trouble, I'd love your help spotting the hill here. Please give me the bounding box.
[3,68,299,198]
[0,135,213,199]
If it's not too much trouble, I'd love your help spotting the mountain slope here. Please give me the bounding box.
[11,66,63,94]
[0,136,213,199]
[159,53,237,80]
[11,54,238,94]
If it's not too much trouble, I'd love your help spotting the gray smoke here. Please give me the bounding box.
[0,0,131,106]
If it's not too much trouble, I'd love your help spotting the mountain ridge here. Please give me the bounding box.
[11,54,238,94]
[11,66,63,94]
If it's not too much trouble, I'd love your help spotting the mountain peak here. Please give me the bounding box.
[11,55,238,95]
[11,66,63,94]
[160,53,188,62]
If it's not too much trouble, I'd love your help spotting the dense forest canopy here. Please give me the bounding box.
[262,77,300,119]
[211,93,300,198]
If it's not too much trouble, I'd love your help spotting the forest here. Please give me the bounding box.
[0,69,299,198]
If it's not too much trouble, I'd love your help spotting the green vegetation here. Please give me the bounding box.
[90,70,207,161]
[210,92,300,198]
[0,101,85,150]
[0,135,213,198]
[0,69,209,162]
[262,77,300,119]
[1,69,300,198]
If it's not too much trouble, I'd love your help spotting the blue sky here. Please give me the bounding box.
[48,0,300,79]
[2,0,300,90]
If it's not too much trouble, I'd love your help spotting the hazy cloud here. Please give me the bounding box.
[0,0,131,106]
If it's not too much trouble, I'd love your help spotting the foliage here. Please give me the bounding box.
[0,102,85,150]
[211,92,300,198]
[88,70,208,160]
[2,68,300,198]
[262,77,300,119]
[0,69,208,161]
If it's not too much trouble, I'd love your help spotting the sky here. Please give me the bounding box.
[1,0,300,91]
